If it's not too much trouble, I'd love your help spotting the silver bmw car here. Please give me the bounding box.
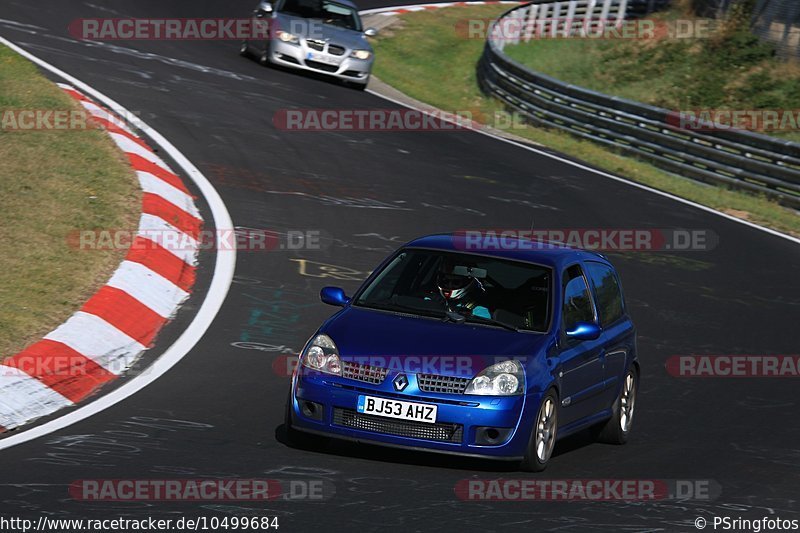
[241,0,376,90]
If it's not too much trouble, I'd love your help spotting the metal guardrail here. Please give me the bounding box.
[477,1,800,208]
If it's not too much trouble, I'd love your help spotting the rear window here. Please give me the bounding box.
[585,261,625,326]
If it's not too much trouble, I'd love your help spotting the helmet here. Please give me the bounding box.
[437,270,476,300]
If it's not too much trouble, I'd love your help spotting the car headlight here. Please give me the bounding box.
[350,49,371,60]
[464,360,524,395]
[277,31,299,44]
[301,334,341,375]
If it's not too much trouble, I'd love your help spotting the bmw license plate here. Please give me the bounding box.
[307,52,340,66]
[357,395,437,423]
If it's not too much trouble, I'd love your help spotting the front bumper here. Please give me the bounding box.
[270,40,372,84]
[290,367,539,459]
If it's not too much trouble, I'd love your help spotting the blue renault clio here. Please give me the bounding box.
[285,233,639,471]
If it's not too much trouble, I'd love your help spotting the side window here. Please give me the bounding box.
[562,265,595,333]
[585,261,625,326]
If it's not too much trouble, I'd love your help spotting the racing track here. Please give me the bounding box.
[1,0,799,530]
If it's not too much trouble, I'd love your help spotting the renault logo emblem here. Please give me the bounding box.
[393,374,408,392]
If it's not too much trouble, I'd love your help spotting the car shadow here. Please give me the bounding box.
[275,423,600,472]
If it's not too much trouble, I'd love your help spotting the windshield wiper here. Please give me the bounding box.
[367,300,445,319]
[465,315,520,332]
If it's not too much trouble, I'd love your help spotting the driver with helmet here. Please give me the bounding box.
[432,262,492,320]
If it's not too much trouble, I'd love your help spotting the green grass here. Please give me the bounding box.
[371,6,800,236]
[0,44,140,358]
[503,2,800,142]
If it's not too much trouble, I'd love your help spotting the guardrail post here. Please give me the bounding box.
[599,0,612,30]
[580,0,597,36]
[615,0,628,28]
[550,2,562,38]
[524,4,540,42]
[517,8,526,44]
[536,3,549,40]
[564,1,577,37]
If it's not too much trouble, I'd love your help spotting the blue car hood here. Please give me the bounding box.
[320,306,549,378]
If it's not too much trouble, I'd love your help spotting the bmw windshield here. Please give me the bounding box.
[279,0,363,32]
[354,249,551,332]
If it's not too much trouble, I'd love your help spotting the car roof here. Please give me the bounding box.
[403,233,610,270]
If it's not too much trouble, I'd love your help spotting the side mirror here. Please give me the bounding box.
[364,27,378,37]
[320,286,350,307]
[565,322,601,341]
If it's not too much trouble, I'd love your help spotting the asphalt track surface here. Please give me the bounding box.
[1,1,799,531]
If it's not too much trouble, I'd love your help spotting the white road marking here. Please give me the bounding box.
[0,36,236,450]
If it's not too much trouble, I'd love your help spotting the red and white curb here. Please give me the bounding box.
[0,84,201,433]
[360,1,523,16]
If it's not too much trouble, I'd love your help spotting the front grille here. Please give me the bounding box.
[417,374,470,394]
[305,60,338,72]
[306,39,325,51]
[328,44,346,56]
[342,361,389,384]
[333,408,463,443]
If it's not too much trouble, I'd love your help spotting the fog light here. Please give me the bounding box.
[475,426,512,445]
[301,400,324,421]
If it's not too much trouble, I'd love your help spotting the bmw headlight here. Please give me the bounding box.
[350,49,371,60]
[465,360,524,395]
[277,31,299,44]
[301,334,341,375]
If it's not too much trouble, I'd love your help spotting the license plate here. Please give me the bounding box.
[307,52,340,66]
[357,395,437,424]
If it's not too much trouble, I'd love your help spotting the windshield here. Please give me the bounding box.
[279,0,362,31]
[354,249,551,332]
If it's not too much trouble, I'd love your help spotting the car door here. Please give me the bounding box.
[557,264,606,425]
[584,260,635,407]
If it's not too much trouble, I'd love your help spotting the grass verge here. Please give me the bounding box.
[503,2,800,143]
[0,44,140,358]
[370,6,800,237]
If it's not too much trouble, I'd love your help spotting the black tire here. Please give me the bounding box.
[239,41,250,57]
[259,45,272,67]
[596,366,638,445]
[352,76,370,91]
[520,389,558,472]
